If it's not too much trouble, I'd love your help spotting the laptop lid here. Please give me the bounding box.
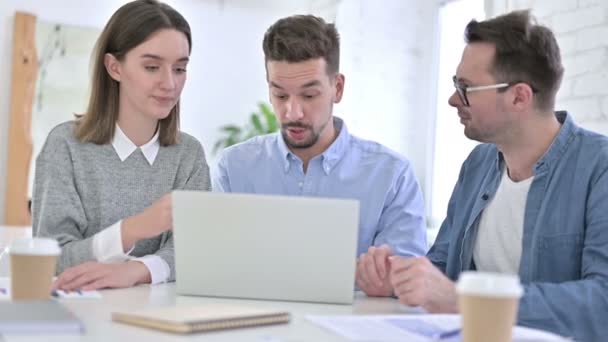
[173,191,359,304]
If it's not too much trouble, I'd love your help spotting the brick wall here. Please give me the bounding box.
[488,0,608,133]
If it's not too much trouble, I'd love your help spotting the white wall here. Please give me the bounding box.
[486,0,608,134]
[336,0,441,217]
[0,0,338,223]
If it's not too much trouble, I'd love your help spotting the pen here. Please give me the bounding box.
[434,328,460,340]
[52,289,83,297]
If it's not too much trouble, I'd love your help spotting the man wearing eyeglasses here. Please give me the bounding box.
[386,10,608,342]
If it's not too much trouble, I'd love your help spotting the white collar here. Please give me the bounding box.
[111,124,160,165]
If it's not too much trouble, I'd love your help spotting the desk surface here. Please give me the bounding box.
[0,227,563,342]
[5,283,414,341]
[0,225,414,341]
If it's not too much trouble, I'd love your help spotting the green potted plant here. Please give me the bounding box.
[213,102,279,155]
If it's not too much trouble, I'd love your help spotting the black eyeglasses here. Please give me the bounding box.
[452,75,512,107]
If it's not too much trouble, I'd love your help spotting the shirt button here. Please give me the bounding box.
[298,182,303,188]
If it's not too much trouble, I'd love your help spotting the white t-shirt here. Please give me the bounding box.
[473,169,533,274]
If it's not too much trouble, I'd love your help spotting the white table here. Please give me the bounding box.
[1,282,566,342]
[3,283,417,341]
[0,225,416,341]
[0,227,565,341]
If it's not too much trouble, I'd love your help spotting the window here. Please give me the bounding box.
[430,0,485,235]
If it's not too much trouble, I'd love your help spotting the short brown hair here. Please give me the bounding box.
[263,15,340,75]
[465,10,564,111]
[75,0,191,146]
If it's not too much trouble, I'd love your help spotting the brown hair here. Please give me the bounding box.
[465,10,564,111]
[75,0,191,146]
[263,14,340,75]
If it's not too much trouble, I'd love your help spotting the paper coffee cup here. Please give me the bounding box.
[456,272,523,342]
[9,238,61,300]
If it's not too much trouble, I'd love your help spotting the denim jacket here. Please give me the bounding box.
[427,112,608,342]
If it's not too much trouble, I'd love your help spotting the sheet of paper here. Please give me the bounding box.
[306,314,571,341]
[0,277,101,300]
[0,287,101,300]
[306,315,460,341]
[0,287,102,300]
[51,289,102,299]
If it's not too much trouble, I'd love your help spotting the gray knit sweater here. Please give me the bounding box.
[32,121,210,281]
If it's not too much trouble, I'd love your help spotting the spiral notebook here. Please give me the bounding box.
[112,304,290,334]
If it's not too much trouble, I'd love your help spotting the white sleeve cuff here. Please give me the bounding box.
[93,220,134,262]
[132,255,170,285]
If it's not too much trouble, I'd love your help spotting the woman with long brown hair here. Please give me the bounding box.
[32,0,209,290]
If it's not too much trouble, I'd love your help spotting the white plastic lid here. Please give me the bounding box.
[8,237,61,256]
[456,271,523,298]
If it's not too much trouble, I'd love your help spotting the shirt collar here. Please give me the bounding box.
[276,128,293,172]
[112,124,160,165]
[494,111,576,174]
[533,111,575,173]
[277,116,350,174]
[320,117,349,175]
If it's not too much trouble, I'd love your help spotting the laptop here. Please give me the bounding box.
[172,191,360,304]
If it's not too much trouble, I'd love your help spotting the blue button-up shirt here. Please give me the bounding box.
[427,112,608,342]
[214,117,427,258]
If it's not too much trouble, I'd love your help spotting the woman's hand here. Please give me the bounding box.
[53,261,151,291]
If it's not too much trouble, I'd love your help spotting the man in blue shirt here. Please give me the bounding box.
[387,10,608,342]
[214,15,427,297]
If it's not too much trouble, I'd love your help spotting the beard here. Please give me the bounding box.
[281,121,320,149]
[280,115,333,149]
